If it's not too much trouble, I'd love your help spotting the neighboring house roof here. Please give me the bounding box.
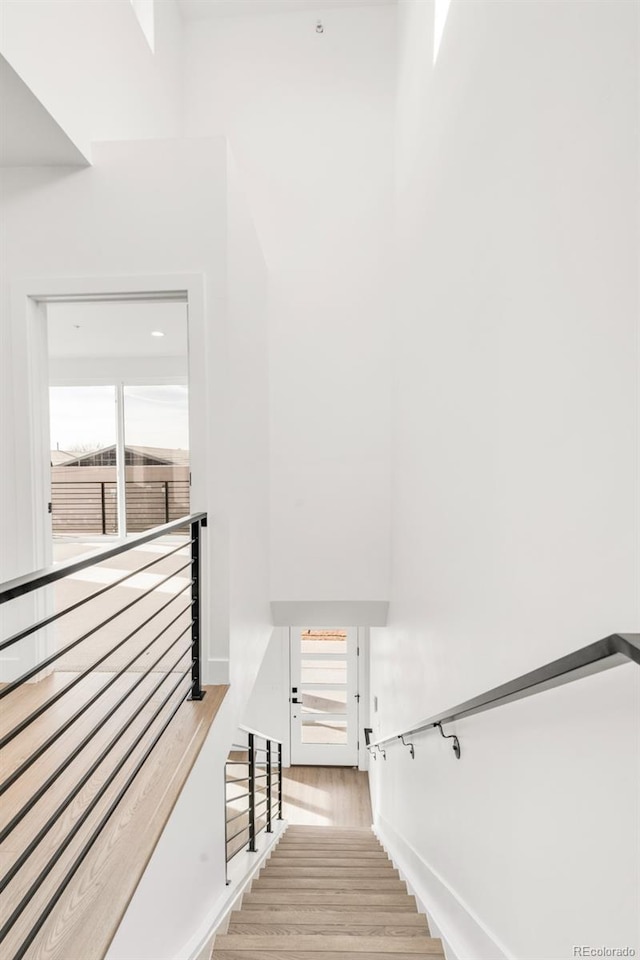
[50,450,75,465]
[60,445,190,467]
[128,445,190,465]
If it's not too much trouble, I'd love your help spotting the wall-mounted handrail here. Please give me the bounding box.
[369,632,640,754]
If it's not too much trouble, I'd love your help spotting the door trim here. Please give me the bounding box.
[289,626,360,767]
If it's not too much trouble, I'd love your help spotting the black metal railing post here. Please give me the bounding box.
[248,734,256,852]
[100,482,107,535]
[164,481,170,523]
[223,763,230,886]
[278,741,283,820]
[266,740,273,834]
[189,518,205,701]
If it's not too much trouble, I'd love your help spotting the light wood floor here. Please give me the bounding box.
[282,767,372,828]
[53,544,193,673]
[0,672,227,960]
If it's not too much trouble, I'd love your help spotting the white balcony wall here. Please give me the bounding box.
[369,2,639,958]
[0,0,184,159]
[184,4,395,604]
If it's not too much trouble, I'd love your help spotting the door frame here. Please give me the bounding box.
[288,626,360,767]
[9,274,207,673]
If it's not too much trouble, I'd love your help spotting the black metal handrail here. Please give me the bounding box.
[0,513,207,960]
[224,727,283,882]
[0,512,207,603]
[367,632,640,759]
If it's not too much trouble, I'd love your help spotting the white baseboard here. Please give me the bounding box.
[374,813,512,960]
[205,658,230,685]
[183,820,287,960]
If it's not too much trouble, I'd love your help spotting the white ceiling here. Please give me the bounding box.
[179,0,395,21]
[0,55,88,167]
[47,301,188,359]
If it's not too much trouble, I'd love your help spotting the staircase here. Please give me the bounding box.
[212,825,444,958]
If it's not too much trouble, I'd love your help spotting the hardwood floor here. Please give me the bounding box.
[0,672,227,960]
[282,766,373,828]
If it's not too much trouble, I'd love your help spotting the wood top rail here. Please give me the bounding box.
[0,512,207,603]
[369,632,640,750]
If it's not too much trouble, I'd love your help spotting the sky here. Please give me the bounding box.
[49,385,190,452]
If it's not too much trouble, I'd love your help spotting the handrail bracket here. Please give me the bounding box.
[399,734,415,759]
[435,722,461,760]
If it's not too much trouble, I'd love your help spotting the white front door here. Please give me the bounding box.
[289,627,359,766]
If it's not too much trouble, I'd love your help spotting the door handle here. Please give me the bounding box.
[292,698,301,704]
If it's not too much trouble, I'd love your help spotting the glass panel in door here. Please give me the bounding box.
[49,385,118,560]
[122,385,190,533]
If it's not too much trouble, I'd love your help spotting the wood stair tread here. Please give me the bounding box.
[276,840,384,856]
[260,868,400,878]
[214,936,442,953]
[214,954,440,960]
[251,879,406,890]
[267,859,394,868]
[226,925,430,937]
[241,893,417,909]
[229,912,426,926]
[287,824,374,837]
[272,850,387,857]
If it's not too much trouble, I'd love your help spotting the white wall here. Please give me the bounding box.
[242,627,291,764]
[0,0,184,159]
[184,4,395,603]
[108,149,272,960]
[370,1,639,958]
[225,149,272,694]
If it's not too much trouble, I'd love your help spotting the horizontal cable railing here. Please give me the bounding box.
[0,513,207,960]
[50,479,191,535]
[365,632,640,761]
[224,726,283,882]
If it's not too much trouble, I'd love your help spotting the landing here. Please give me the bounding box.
[282,766,372,828]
